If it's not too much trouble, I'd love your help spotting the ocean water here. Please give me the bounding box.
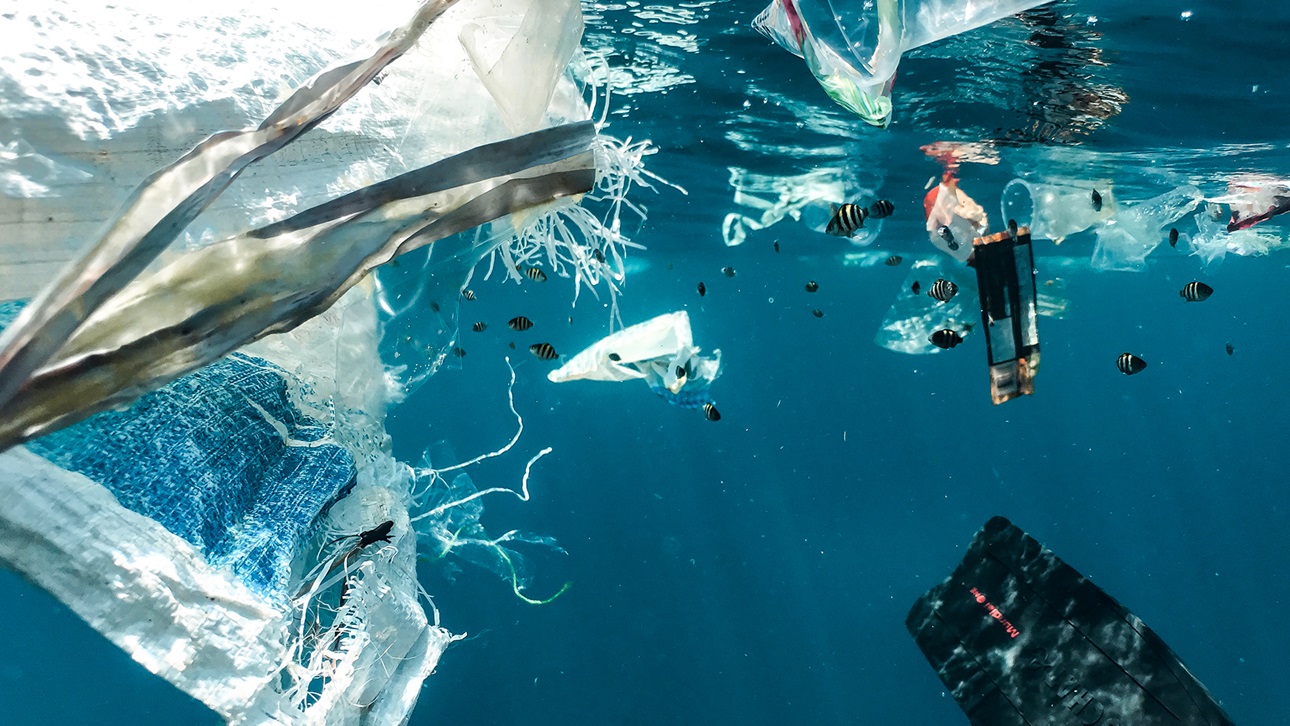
[4,0,1290,724]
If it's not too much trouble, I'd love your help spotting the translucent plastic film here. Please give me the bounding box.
[754,0,1055,126]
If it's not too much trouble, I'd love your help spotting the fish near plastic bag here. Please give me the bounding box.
[1091,185,1203,271]
[753,0,1057,127]
[924,176,987,263]
[1000,178,1116,243]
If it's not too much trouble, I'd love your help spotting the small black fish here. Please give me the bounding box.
[928,278,958,303]
[911,281,921,295]
[593,248,606,264]
[508,342,516,349]
[451,346,467,358]
[804,281,819,293]
[568,316,573,326]
[885,255,902,266]
[430,301,441,313]
[1117,352,1146,375]
[356,520,395,548]
[930,329,964,349]
[676,365,687,380]
[524,267,548,282]
[722,266,736,277]
[703,402,721,421]
[868,199,895,219]
[608,353,621,362]
[471,321,487,332]
[461,289,475,301]
[938,225,959,251]
[1225,342,1234,356]
[507,316,533,331]
[697,281,706,297]
[812,309,824,318]
[1168,227,1179,248]
[1181,281,1214,302]
[529,342,558,360]
[1007,219,1018,240]
[826,203,868,237]
[1091,189,1103,212]
[773,240,780,253]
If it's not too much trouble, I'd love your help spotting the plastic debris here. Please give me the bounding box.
[924,175,989,263]
[753,0,1057,127]
[548,311,722,410]
[1001,178,1116,243]
[1091,185,1203,271]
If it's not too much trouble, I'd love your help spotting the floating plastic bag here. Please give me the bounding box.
[548,311,722,411]
[923,175,987,262]
[754,0,1056,127]
[1001,178,1116,243]
[722,167,880,247]
[1091,186,1203,271]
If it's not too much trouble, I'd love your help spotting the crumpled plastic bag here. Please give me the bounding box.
[1001,178,1116,243]
[548,310,721,406]
[924,176,988,262]
[1091,185,1203,271]
[754,0,1056,127]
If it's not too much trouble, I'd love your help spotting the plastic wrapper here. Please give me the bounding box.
[1001,178,1116,243]
[753,0,1055,126]
[1091,185,1203,271]
[548,311,722,408]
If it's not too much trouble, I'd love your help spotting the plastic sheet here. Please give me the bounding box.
[0,0,625,722]
[549,311,722,408]
[1091,185,1203,271]
[722,167,879,247]
[754,0,1055,126]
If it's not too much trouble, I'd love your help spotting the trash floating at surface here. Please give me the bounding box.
[1091,185,1203,271]
[925,175,988,263]
[548,311,721,416]
[1001,178,1116,244]
[752,0,1055,127]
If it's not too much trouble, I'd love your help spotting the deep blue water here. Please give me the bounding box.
[5,0,1290,724]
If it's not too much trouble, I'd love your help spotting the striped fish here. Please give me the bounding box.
[524,267,548,282]
[868,199,895,219]
[722,266,737,278]
[593,248,606,263]
[461,289,476,301]
[703,402,721,421]
[812,309,824,318]
[529,342,558,360]
[471,321,487,332]
[507,316,534,331]
[826,203,868,237]
[451,347,467,358]
[930,329,963,349]
[885,255,902,266]
[804,281,819,292]
[928,278,958,303]
[1117,353,1146,375]
[1180,281,1213,302]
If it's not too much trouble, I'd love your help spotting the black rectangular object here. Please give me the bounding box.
[907,516,1234,725]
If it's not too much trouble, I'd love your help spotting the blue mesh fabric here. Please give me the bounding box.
[2,300,355,599]
[647,379,714,410]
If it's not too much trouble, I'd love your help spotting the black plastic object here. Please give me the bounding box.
[906,516,1234,725]
[973,227,1040,404]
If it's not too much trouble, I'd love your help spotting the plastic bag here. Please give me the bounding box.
[754,0,1055,126]
[1091,186,1203,271]
[1001,178,1116,243]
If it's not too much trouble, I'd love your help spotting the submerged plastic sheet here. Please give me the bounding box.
[548,311,722,407]
[0,0,602,721]
[722,167,881,247]
[1091,185,1203,271]
[753,0,1055,126]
